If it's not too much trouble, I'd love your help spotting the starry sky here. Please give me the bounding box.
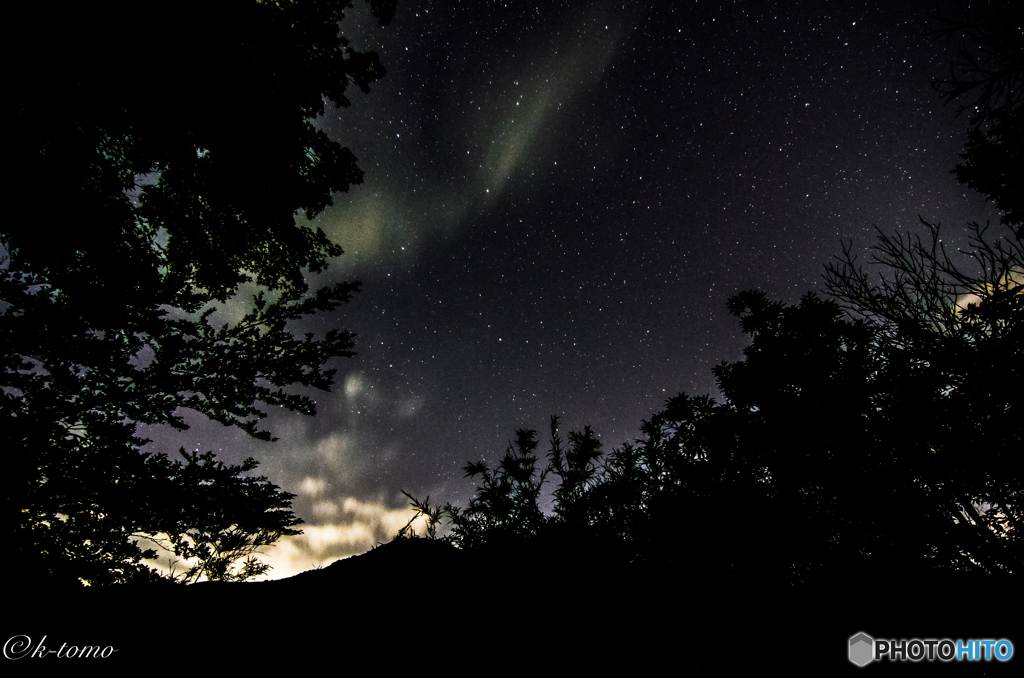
[139,0,1003,579]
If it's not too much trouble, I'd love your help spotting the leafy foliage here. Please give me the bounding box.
[931,0,1024,237]
[151,450,304,584]
[955,107,1023,234]
[18,447,302,587]
[404,428,549,550]
[3,1,394,586]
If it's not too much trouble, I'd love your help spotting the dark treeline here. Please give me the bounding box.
[381,212,1020,672]
[401,227,1022,582]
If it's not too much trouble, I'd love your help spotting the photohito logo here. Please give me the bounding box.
[849,632,1014,666]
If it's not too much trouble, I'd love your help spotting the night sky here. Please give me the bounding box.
[139,0,1003,579]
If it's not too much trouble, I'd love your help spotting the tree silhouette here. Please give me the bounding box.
[932,1,1023,120]
[716,289,1020,579]
[400,418,613,562]
[404,274,1020,583]
[821,222,1022,572]
[824,28,1023,551]
[3,1,395,586]
[424,427,549,551]
[932,0,1023,238]
[954,107,1023,237]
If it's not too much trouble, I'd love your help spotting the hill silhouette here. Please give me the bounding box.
[5,536,1015,674]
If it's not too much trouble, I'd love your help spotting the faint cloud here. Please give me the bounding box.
[395,395,424,419]
[312,500,340,518]
[344,372,366,402]
[299,476,329,497]
[317,190,398,267]
[315,432,356,484]
[311,0,633,273]
[476,1,626,201]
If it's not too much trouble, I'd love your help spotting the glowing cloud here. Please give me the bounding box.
[255,497,432,579]
[954,266,1023,316]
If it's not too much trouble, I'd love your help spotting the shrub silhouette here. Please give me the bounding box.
[404,284,1021,585]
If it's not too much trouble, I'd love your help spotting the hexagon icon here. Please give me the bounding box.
[849,632,874,667]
